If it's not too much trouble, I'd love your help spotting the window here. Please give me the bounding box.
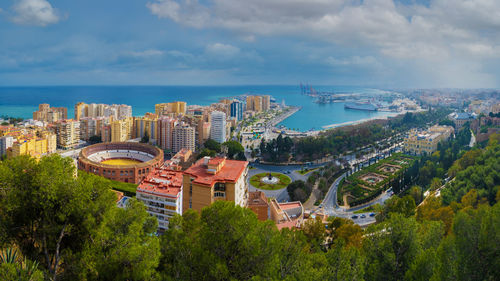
[214,191,225,198]
[214,182,226,192]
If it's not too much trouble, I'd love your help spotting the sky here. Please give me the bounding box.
[0,0,500,88]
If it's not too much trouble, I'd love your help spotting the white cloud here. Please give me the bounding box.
[146,0,500,61]
[127,49,164,58]
[205,43,240,57]
[11,0,61,26]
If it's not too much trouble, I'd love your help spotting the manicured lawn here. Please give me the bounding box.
[250,172,292,190]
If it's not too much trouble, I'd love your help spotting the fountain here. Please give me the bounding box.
[261,172,279,184]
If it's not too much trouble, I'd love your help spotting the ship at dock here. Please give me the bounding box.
[344,102,378,111]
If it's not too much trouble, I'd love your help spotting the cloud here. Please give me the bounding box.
[205,43,240,57]
[126,49,164,58]
[11,0,61,26]
[146,0,209,28]
[146,0,500,61]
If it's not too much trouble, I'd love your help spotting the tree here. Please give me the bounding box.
[198,201,279,280]
[409,186,423,205]
[197,148,216,159]
[326,240,365,281]
[222,140,244,159]
[140,131,149,143]
[88,135,101,144]
[77,199,160,281]
[0,155,116,280]
[363,214,421,281]
[204,139,221,152]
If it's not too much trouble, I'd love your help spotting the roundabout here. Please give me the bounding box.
[249,172,292,190]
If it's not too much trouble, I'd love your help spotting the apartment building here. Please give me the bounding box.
[155,101,187,116]
[230,100,243,121]
[157,117,177,151]
[33,104,68,123]
[0,136,15,156]
[6,132,57,158]
[55,120,80,149]
[183,157,248,213]
[262,95,271,111]
[76,102,132,121]
[173,122,196,153]
[210,111,226,143]
[133,115,158,143]
[136,166,183,231]
[111,117,133,142]
[404,125,454,155]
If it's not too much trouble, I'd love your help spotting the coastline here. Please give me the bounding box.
[321,108,427,130]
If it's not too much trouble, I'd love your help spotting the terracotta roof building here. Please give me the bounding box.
[270,199,304,230]
[247,191,269,221]
[136,166,183,231]
[182,156,248,213]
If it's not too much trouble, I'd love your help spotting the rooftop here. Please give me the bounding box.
[184,157,248,187]
[247,191,267,206]
[137,166,183,197]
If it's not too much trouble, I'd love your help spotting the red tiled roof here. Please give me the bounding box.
[184,157,248,187]
[137,166,183,197]
[278,202,302,210]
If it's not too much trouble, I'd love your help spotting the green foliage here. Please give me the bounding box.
[0,138,499,281]
[204,139,221,152]
[441,139,500,205]
[222,140,244,159]
[260,134,293,162]
[140,131,150,143]
[295,109,450,160]
[197,148,216,159]
[88,135,101,144]
[77,199,160,280]
[287,180,311,202]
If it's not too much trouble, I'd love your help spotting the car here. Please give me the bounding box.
[351,215,359,219]
[360,214,366,218]
[369,213,376,217]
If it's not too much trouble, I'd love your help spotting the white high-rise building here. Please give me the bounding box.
[117,104,132,120]
[0,136,15,156]
[210,111,226,143]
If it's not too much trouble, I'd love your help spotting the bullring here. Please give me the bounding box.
[78,142,164,184]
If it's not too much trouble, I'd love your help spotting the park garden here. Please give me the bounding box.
[338,153,416,207]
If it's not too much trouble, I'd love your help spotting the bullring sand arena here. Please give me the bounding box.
[101,158,142,166]
[78,142,163,184]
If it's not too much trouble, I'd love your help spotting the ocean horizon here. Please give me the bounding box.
[0,85,395,132]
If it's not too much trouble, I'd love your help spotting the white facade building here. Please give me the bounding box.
[210,111,226,143]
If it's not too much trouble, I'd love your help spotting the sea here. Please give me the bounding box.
[0,85,395,132]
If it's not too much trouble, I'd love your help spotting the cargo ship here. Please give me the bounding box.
[344,102,378,111]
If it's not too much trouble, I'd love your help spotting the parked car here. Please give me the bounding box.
[360,214,366,218]
[369,213,376,217]
[351,215,359,219]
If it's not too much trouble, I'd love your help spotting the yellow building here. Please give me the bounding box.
[133,115,158,142]
[246,95,265,112]
[75,102,89,120]
[111,117,133,142]
[33,104,68,123]
[182,157,248,213]
[404,125,454,155]
[155,102,187,116]
[7,131,57,158]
